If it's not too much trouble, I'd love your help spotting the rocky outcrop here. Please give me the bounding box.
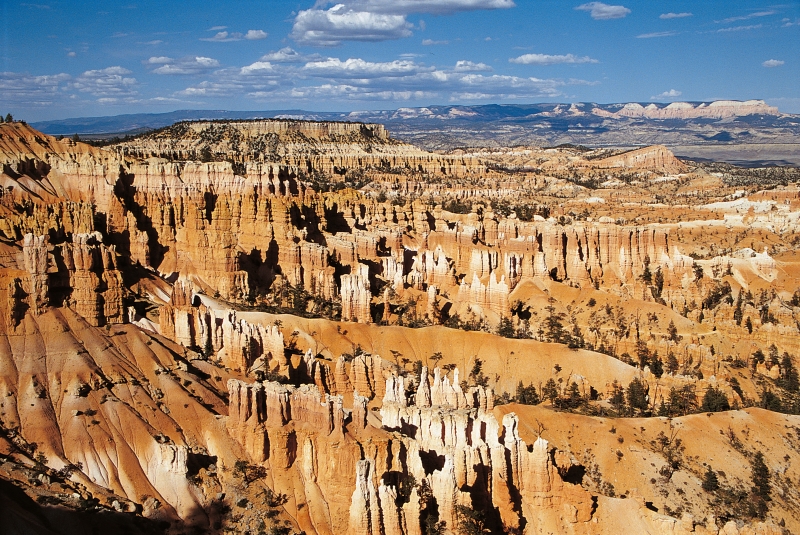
[592,100,779,120]
[341,264,372,323]
[589,145,688,174]
[19,232,124,325]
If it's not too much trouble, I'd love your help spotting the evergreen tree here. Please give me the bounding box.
[609,380,626,415]
[701,386,730,412]
[760,390,782,412]
[641,255,652,284]
[543,305,567,344]
[497,317,514,338]
[653,267,664,297]
[542,378,560,407]
[453,504,486,535]
[751,451,770,499]
[626,378,648,415]
[5,113,12,123]
[667,320,680,343]
[650,358,664,378]
[636,339,650,369]
[779,353,799,392]
[666,352,679,375]
[566,381,583,408]
[702,466,719,492]
[515,381,539,405]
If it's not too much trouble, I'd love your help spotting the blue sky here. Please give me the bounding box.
[2,0,798,121]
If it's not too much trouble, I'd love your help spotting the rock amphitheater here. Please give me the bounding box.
[0,119,797,534]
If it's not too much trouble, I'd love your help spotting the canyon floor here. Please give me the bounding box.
[0,117,798,534]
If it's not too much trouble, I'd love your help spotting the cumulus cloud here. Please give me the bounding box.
[762,59,784,68]
[291,6,413,45]
[575,2,630,20]
[201,29,267,42]
[148,56,220,75]
[454,60,492,72]
[72,67,137,97]
[660,12,691,19]
[245,30,268,40]
[510,53,598,65]
[0,71,71,106]
[637,31,677,38]
[651,89,682,99]
[239,61,279,75]
[303,57,432,77]
[259,47,323,63]
[177,53,580,104]
[292,0,514,45]
[146,56,173,64]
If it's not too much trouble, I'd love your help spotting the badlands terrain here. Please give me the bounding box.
[0,117,799,534]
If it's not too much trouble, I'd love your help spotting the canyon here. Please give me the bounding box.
[0,118,798,534]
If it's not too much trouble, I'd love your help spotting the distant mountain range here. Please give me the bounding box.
[31,101,800,166]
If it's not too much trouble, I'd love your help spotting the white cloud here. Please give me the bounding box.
[149,56,220,75]
[510,53,598,65]
[146,56,173,64]
[67,51,77,57]
[716,24,762,33]
[303,57,432,78]
[321,0,515,16]
[651,89,681,99]
[291,6,413,45]
[0,71,71,106]
[177,53,583,104]
[245,30,268,40]
[720,10,775,24]
[291,0,514,45]
[762,59,785,68]
[660,12,691,19]
[422,38,449,45]
[259,47,323,63]
[454,60,492,72]
[240,61,277,75]
[72,67,137,97]
[201,29,267,42]
[637,31,677,38]
[575,2,630,20]
[208,26,227,31]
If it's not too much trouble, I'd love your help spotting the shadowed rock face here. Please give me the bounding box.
[0,120,794,535]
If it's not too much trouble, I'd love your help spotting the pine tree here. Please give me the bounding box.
[515,381,539,405]
[751,451,770,499]
[610,380,626,415]
[780,353,799,392]
[666,352,679,375]
[566,381,583,408]
[650,358,664,378]
[667,320,680,343]
[701,386,730,412]
[626,378,648,415]
[653,267,664,297]
[702,466,719,492]
[542,378,560,407]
